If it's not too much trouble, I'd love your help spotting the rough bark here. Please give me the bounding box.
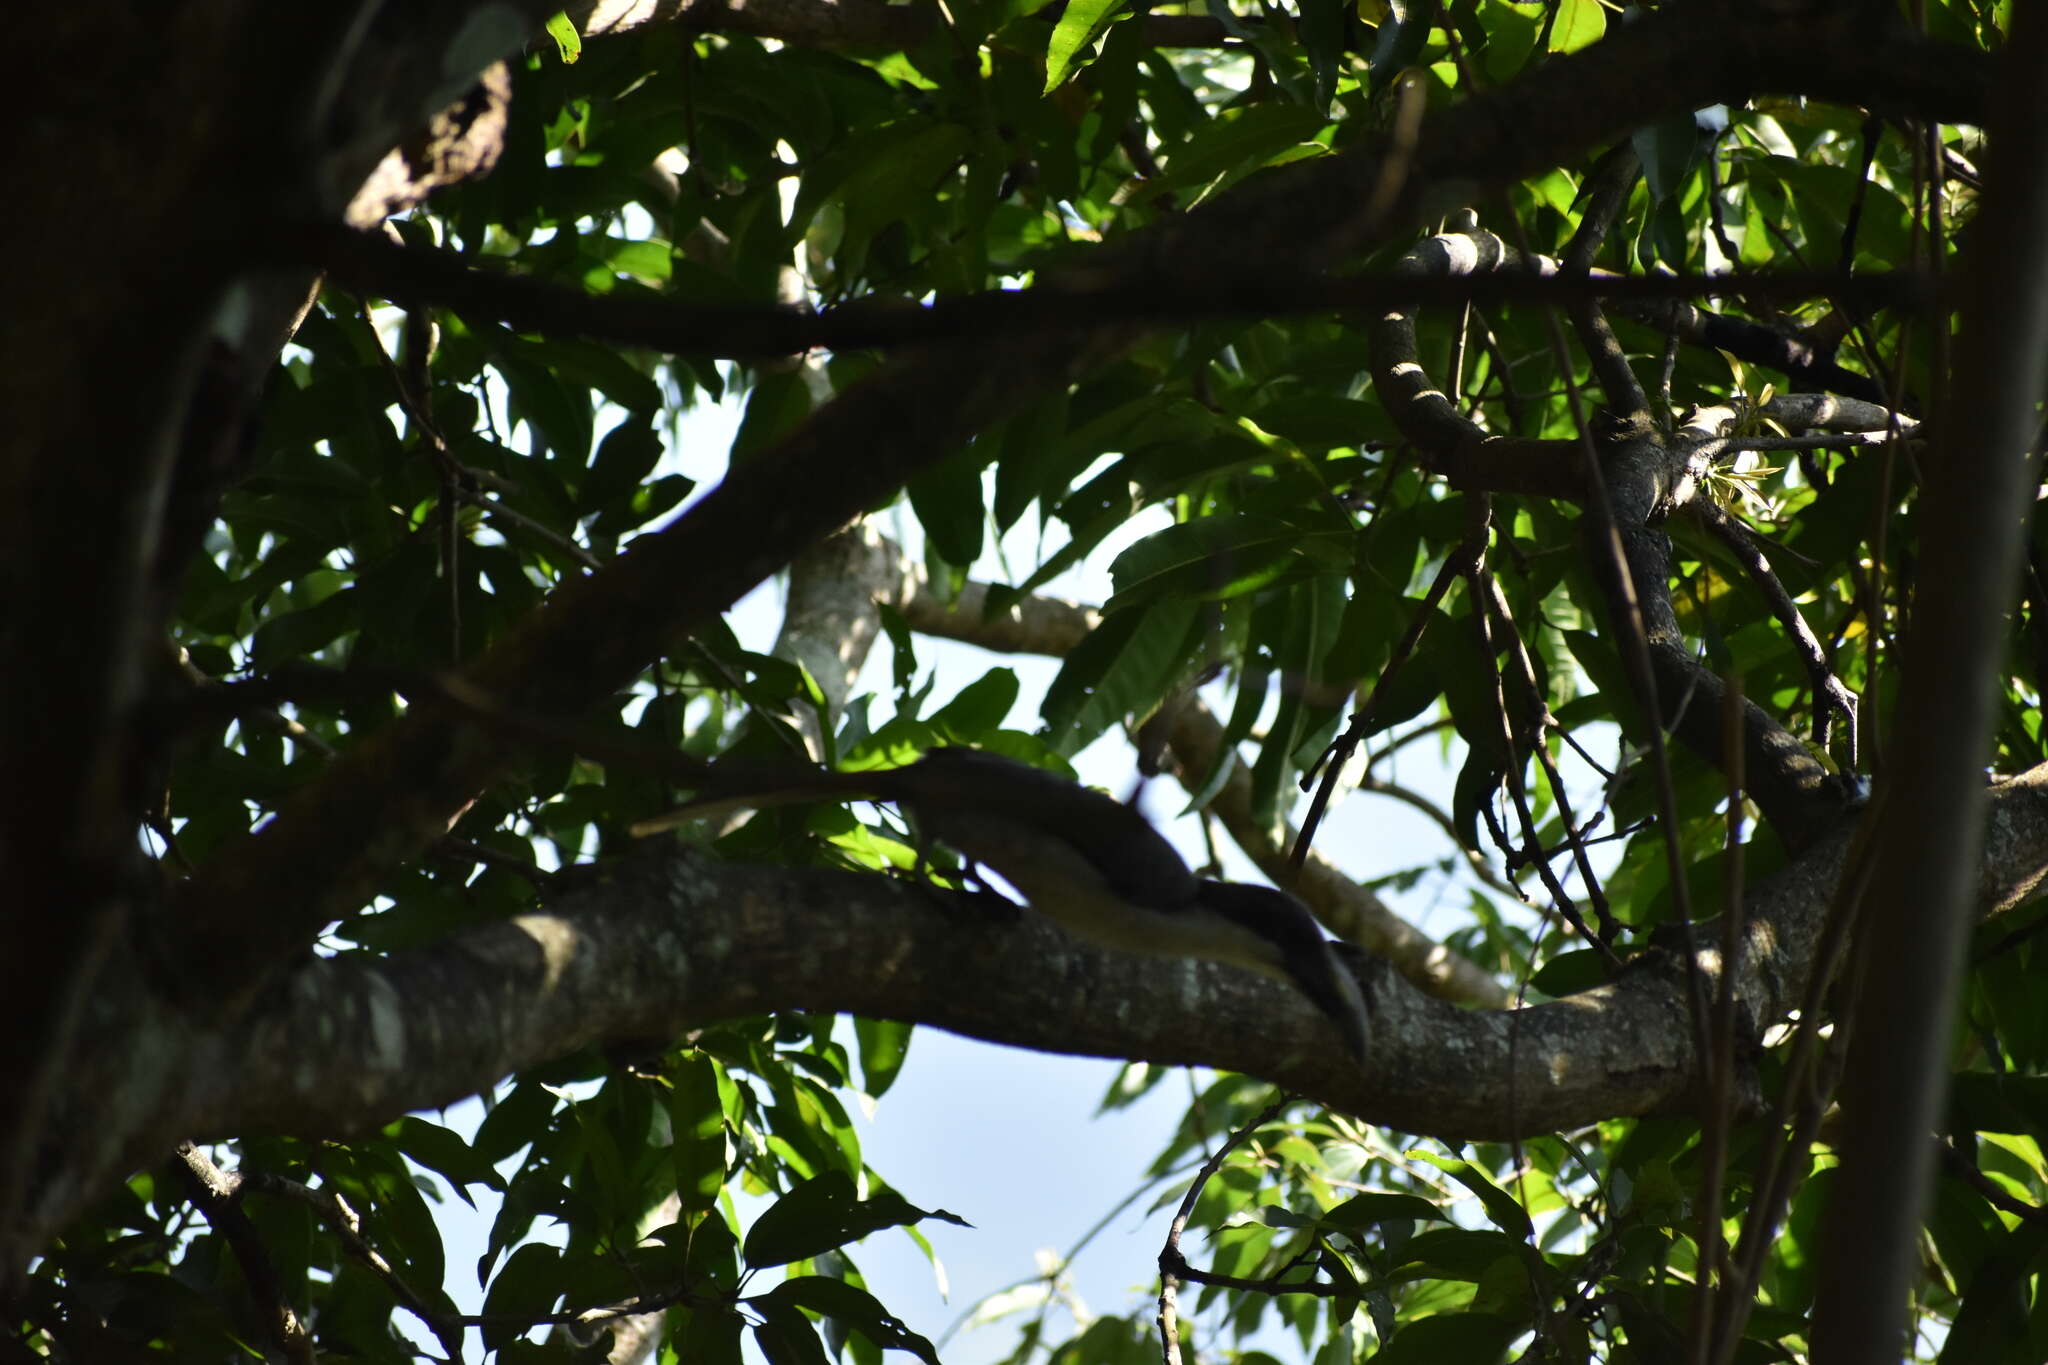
[129,764,2048,1149]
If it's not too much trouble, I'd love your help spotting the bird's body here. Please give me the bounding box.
[632,748,1370,1059]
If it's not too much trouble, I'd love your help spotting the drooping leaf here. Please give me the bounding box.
[743,1172,970,1269]
[1041,598,1203,757]
[1044,0,1129,92]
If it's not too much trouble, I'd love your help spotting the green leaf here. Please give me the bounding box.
[1939,1217,2048,1364]
[671,1053,728,1219]
[249,589,357,670]
[731,372,815,466]
[329,1144,448,1292]
[1299,0,1345,107]
[907,446,988,568]
[544,12,582,63]
[854,1018,914,1099]
[384,1117,505,1209]
[1369,0,1433,94]
[582,414,665,516]
[473,1081,559,1164]
[481,1243,563,1353]
[754,1299,833,1365]
[1106,513,1349,611]
[1528,948,1607,998]
[486,332,594,463]
[792,120,975,272]
[1391,1227,1530,1278]
[756,1277,941,1365]
[1247,577,1342,824]
[1044,0,1128,92]
[743,1172,970,1269]
[591,472,695,539]
[1248,394,1388,450]
[546,337,664,414]
[1562,628,1645,738]
[1159,104,1330,195]
[1549,0,1605,49]
[1325,1191,1453,1229]
[1408,1151,1535,1239]
[932,667,1021,735]
[1633,112,1704,205]
[1041,598,1203,757]
[680,1298,747,1365]
[1479,0,1544,81]
[1376,1312,1526,1364]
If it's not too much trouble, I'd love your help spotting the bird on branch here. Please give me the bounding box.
[633,748,1371,1060]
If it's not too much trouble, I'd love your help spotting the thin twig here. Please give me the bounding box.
[173,651,339,759]
[1157,1095,1295,1363]
[173,1144,318,1365]
[1365,717,1458,771]
[1709,794,1885,1362]
[246,1173,465,1361]
[1690,498,1858,765]
[1657,325,1681,432]
[942,1166,1180,1350]
[1463,507,1619,962]
[1938,1141,2048,1223]
[432,836,551,886]
[1478,570,1617,939]
[1291,537,1478,873]
[1354,775,1524,901]
[1550,716,1615,779]
[1470,307,1529,432]
[357,293,603,578]
[1563,145,1652,421]
[1703,125,1741,268]
[1689,675,1747,1365]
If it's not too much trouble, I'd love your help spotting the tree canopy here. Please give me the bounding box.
[6,0,2048,1362]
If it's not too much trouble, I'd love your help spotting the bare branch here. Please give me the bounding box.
[173,1144,318,1365]
[1689,498,1858,764]
[292,223,1925,364]
[244,1172,464,1361]
[1158,1094,1292,1363]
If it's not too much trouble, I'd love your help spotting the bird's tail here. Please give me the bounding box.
[628,770,884,837]
[1190,880,1372,1061]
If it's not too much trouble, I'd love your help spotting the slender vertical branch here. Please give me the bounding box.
[1812,6,2048,1356]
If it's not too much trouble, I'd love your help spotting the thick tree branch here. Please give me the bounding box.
[20,760,2045,1264]
[296,222,1921,360]
[178,765,2048,1145]
[578,0,1265,49]
[1612,298,1897,410]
